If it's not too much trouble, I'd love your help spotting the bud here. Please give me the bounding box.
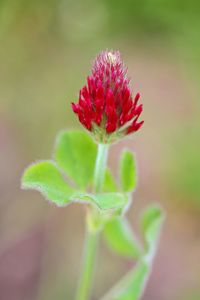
[71,50,144,143]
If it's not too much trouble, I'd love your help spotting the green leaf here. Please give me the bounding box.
[101,260,149,300]
[101,205,164,300]
[21,162,127,210]
[104,218,141,259]
[55,130,97,190]
[120,150,137,192]
[21,161,75,206]
[121,261,149,300]
[115,206,164,299]
[114,261,149,300]
[103,169,118,192]
[64,192,127,211]
[141,205,164,255]
[81,193,128,210]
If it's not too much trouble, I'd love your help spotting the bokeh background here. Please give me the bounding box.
[0,0,200,299]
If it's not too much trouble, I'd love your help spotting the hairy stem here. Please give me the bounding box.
[76,143,109,300]
[94,143,109,193]
[75,229,99,300]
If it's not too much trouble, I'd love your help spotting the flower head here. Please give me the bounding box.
[71,50,144,143]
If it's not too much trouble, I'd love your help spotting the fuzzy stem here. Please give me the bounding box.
[94,143,109,193]
[76,143,109,300]
[75,229,99,300]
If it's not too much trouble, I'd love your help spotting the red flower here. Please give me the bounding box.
[71,50,144,143]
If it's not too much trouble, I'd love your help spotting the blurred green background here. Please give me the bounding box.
[0,0,200,299]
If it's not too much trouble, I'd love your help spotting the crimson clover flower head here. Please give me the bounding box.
[71,50,144,143]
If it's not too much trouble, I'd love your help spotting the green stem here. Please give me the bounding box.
[75,229,99,300]
[94,144,109,193]
[76,143,109,300]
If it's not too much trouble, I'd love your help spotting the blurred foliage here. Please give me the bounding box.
[167,124,200,203]
[181,292,200,300]
[1,0,200,44]
[104,0,200,38]
[1,0,200,79]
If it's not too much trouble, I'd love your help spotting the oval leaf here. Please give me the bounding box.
[101,205,165,300]
[112,261,149,300]
[55,130,97,190]
[104,218,141,258]
[113,207,164,300]
[76,192,128,210]
[141,204,164,255]
[21,161,75,206]
[120,150,137,192]
[93,193,128,210]
[103,168,118,192]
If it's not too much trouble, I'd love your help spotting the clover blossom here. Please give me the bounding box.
[72,50,143,143]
